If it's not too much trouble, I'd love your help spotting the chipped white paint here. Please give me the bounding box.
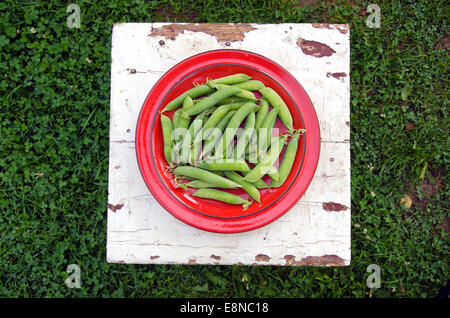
[107,23,351,265]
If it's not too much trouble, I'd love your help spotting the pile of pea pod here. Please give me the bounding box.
[160,73,305,210]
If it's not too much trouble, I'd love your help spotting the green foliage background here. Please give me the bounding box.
[0,0,448,297]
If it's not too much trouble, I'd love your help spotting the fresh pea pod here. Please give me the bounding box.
[192,188,252,209]
[214,84,257,101]
[160,114,174,165]
[244,135,288,183]
[242,170,269,189]
[171,109,182,130]
[267,166,279,182]
[183,86,241,116]
[270,133,299,187]
[201,110,236,158]
[163,84,213,112]
[232,111,255,160]
[174,96,193,142]
[217,96,254,106]
[257,107,279,159]
[216,102,258,159]
[185,180,216,188]
[254,97,269,132]
[224,171,261,203]
[198,159,250,172]
[231,80,265,91]
[201,105,231,140]
[259,87,293,130]
[192,108,217,163]
[209,73,252,85]
[179,110,208,164]
[215,101,248,110]
[174,166,241,189]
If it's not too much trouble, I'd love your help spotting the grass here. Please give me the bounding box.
[0,0,448,298]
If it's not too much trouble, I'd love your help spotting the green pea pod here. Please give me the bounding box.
[244,135,288,183]
[231,80,265,91]
[172,109,182,130]
[254,97,269,132]
[270,133,299,187]
[160,114,174,165]
[217,96,253,106]
[201,105,231,140]
[163,84,213,112]
[257,107,279,159]
[174,166,241,189]
[209,73,252,85]
[183,86,241,116]
[173,97,193,144]
[214,84,257,101]
[179,111,208,164]
[215,102,258,159]
[185,180,216,188]
[267,166,279,181]
[192,188,252,210]
[259,87,293,130]
[201,110,236,158]
[242,170,269,189]
[232,111,255,160]
[224,171,261,203]
[198,159,251,172]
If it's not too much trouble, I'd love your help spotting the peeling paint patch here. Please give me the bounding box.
[210,254,221,260]
[150,255,160,260]
[327,72,347,80]
[284,254,345,266]
[284,255,297,266]
[255,254,270,262]
[149,23,256,42]
[297,38,336,58]
[188,259,196,264]
[107,203,124,212]
[323,202,348,212]
[312,23,349,35]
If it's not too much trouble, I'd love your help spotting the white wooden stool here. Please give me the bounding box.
[107,23,351,266]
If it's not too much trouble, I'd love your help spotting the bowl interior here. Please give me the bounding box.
[150,64,305,219]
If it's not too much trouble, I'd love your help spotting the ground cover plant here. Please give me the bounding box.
[0,0,448,297]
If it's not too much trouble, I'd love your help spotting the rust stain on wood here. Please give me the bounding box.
[149,23,256,42]
[107,203,124,212]
[323,202,348,212]
[297,38,336,58]
[210,254,221,260]
[255,254,270,262]
[311,23,349,34]
[326,72,347,80]
[284,254,345,266]
[284,255,297,266]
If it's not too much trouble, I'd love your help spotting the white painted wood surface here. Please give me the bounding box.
[107,23,351,266]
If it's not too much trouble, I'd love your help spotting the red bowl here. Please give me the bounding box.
[136,49,320,233]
